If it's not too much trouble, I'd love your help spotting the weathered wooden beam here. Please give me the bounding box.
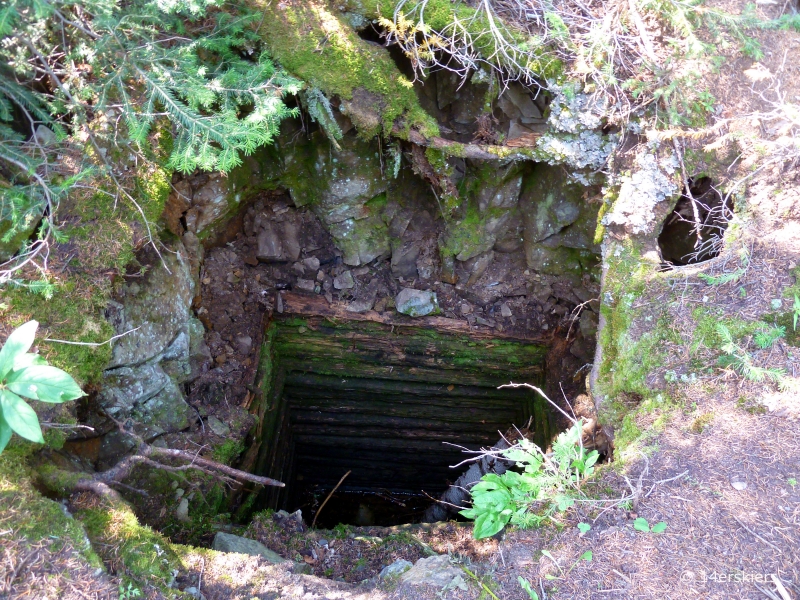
[278,292,551,344]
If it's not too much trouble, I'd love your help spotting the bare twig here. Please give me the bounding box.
[44,326,141,347]
[498,382,577,424]
[732,515,782,554]
[312,470,351,529]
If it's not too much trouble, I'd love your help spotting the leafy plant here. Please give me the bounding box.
[518,576,540,600]
[460,421,599,539]
[633,517,667,533]
[793,295,800,331]
[119,582,142,599]
[577,522,591,534]
[0,321,84,452]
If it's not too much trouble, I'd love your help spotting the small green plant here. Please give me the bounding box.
[541,549,593,580]
[793,295,800,331]
[754,326,786,349]
[788,478,797,487]
[518,576,540,600]
[690,412,714,434]
[577,522,591,534]
[460,421,599,539]
[633,517,667,533]
[716,323,785,385]
[0,321,85,452]
[698,268,745,286]
[119,582,142,599]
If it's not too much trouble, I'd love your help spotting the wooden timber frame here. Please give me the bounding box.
[237,292,555,517]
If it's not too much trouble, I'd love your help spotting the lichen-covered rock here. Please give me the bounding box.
[604,150,679,235]
[520,164,584,243]
[99,239,208,439]
[535,87,618,175]
[282,131,390,265]
[399,555,464,588]
[327,211,389,266]
[106,242,196,368]
[396,288,439,317]
[380,559,413,579]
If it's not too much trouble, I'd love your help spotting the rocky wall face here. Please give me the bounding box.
[101,73,611,458]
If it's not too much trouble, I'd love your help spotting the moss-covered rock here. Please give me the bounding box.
[253,0,437,137]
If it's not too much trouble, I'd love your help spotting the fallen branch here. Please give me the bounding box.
[40,419,284,503]
[312,470,351,528]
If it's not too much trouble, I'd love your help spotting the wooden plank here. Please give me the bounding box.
[278,292,551,344]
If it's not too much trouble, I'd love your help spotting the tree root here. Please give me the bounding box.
[39,419,283,503]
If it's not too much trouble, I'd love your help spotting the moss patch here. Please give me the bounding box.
[254,1,437,137]
[0,165,171,387]
[0,446,103,569]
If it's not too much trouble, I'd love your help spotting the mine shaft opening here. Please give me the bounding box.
[245,294,554,528]
[658,176,733,266]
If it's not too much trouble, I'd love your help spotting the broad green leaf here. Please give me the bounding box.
[473,509,511,539]
[459,508,479,519]
[0,389,43,443]
[651,521,668,533]
[633,517,650,532]
[580,550,593,561]
[12,352,47,371]
[0,320,38,380]
[577,522,591,534]
[7,365,85,403]
[0,412,12,453]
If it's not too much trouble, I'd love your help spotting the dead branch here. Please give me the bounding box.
[311,470,351,529]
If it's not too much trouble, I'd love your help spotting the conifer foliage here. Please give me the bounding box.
[0,0,301,274]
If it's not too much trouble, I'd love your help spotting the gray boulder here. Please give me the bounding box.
[379,559,413,579]
[399,555,463,588]
[211,532,287,564]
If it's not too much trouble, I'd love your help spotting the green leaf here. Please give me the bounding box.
[633,517,650,532]
[12,352,47,371]
[651,521,668,533]
[0,320,38,380]
[577,522,591,534]
[580,550,593,561]
[473,509,511,539]
[0,389,43,443]
[0,411,12,454]
[518,576,539,600]
[6,365,85,403]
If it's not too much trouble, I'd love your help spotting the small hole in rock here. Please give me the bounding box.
[658,176,733,266]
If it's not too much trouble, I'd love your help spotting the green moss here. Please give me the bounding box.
[438,204,486,258]
[0,164,171,386]
[78,502,183,593]
[213,439,246,465]
[254,1,437,137]
[0,447,103,570]
[369,0,564,81]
